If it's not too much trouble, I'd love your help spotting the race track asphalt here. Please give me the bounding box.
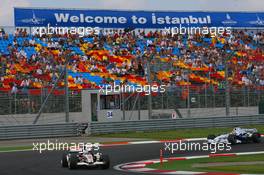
[0,140,263,175]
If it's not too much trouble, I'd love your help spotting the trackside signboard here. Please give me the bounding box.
[14,8,264,28]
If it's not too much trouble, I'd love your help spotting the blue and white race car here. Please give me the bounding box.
[207,127,262,145]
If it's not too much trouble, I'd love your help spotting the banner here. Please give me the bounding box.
[14,8,264,28]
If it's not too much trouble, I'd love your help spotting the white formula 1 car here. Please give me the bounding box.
[207,127,262,145]
[61,145,110,169]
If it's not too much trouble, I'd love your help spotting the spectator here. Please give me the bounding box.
[11,83,18,94]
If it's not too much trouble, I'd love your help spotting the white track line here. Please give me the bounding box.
[1,135,263,153]
[115,151,264,175]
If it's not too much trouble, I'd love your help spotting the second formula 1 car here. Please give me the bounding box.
[207,127,262,145]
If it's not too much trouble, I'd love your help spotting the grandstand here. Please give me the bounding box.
[0,28,263,90]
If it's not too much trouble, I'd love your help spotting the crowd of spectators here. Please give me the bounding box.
[0,27,263,95]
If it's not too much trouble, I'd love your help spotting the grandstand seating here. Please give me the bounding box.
[0,29,263,95]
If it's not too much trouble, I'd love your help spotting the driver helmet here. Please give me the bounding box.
[81,145,92,152]
[232,127,241,134]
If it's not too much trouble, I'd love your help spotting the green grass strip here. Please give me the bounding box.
[93,124,264,140]
[147,154,264,174]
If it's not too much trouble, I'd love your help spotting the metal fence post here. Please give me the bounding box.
[161,92,164,109]
[213,86,216,108]
[243,86,246,107]
[28,92,31,114]
[247,87,250,107]
[14,92,17,115]
[65,55,70,123]
[187,69,191,118]
[8,91,12,115]
[122,92,125,120]
[147,59,152,119]
[225,52,231,117]
[138,93,141,120]
[205,81,207,108]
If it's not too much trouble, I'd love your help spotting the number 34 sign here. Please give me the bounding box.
[107,111,113,118]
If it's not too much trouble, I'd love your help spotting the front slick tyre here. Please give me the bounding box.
[228,134,237,145]
[61,152,68,167]
[68,153,78,169]
[100,155,110,169]
[252,132,261,143]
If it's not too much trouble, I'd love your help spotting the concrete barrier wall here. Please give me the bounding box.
[0,122,86,140]
[96,107,258,122]
[0,112,83,125]
[0,106,259,125]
